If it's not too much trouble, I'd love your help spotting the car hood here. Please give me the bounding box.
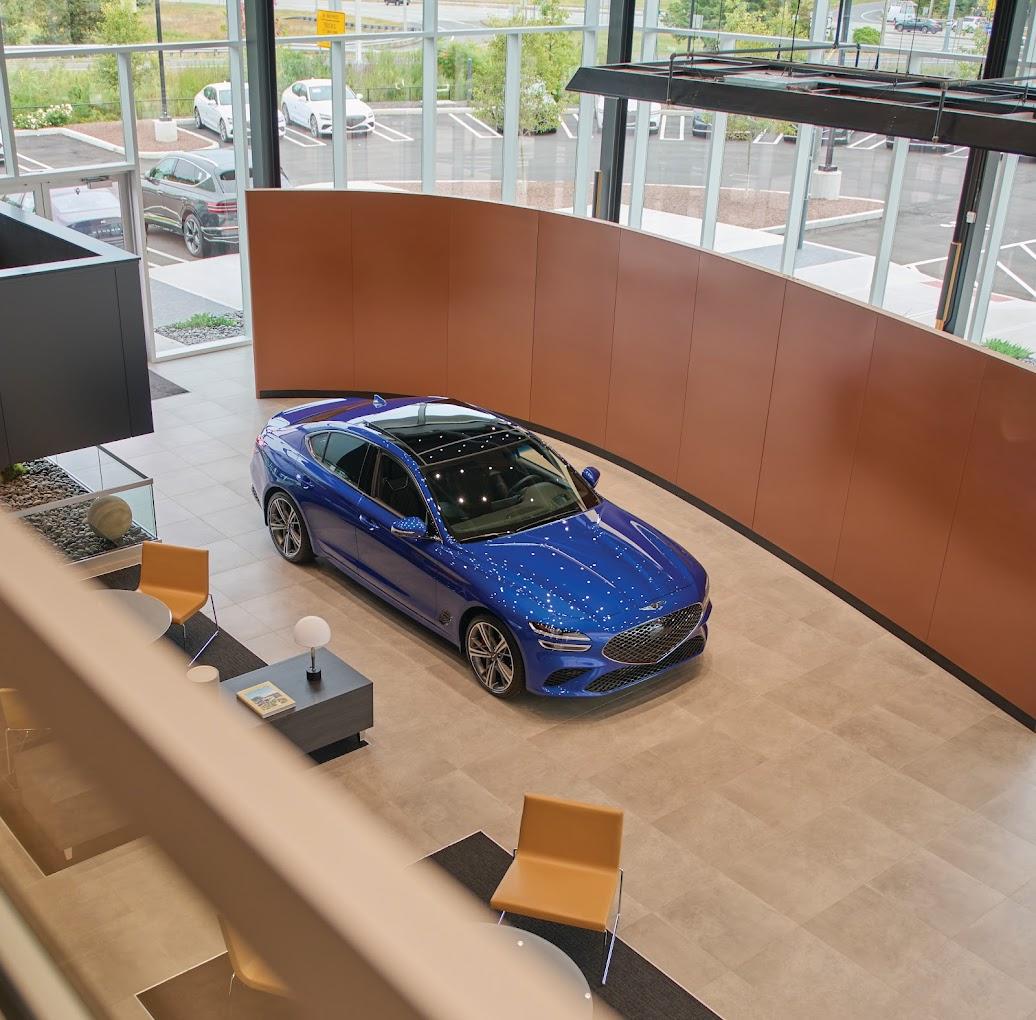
[466,500,707,632]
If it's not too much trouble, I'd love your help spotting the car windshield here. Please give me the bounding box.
[309,85,332,101]
[421,437,598,542]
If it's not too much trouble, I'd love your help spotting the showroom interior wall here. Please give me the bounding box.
[247,188,1036,726]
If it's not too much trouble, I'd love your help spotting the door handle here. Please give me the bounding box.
[358,513,378,532]
[295,473,312,491]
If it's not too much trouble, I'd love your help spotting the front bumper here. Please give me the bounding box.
[523,598,712,697]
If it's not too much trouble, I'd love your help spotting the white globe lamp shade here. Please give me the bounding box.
[294,616,331,650]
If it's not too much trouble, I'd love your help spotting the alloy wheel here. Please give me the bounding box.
[310,115,320,138]
[268,495,303,560]
[183,214,202,257]
[194,107,202,129]
[282,103,291,127]
[466,621,514,694]
[219,120,229,142]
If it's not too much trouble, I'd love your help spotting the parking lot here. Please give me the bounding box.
[10,109,1036,301]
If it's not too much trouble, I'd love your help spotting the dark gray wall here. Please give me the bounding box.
[0,205,153,466]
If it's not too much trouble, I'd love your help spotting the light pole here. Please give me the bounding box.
[154,0,170,121]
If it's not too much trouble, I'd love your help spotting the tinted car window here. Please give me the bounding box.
[151,156,176,180]
[173,160,204,186]
[308,431,330,461]
[373,454,426,520]
[322,432,372,489]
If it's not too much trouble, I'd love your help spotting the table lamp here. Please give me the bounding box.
[294,616,331,684]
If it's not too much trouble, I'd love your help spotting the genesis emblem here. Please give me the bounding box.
[641,601,664,611]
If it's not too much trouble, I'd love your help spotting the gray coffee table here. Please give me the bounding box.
[219,651,373,754]
[95,588,171,642]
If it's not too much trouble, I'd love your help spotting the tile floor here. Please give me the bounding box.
[3,345,1035,1020]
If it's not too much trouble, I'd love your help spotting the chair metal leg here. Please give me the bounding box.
[601,869,622,985]
[188,595,219,666]
[497,910,506,925]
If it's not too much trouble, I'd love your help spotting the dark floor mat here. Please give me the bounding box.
[149,371,188,400]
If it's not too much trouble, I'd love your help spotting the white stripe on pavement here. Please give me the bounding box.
[996,260,1036,299]
[848,132,877,149]
[467,114,501,138]
[18,153,54,170]
[148,246,187,264]
[372,122,414,142]
[284,127,324,147]
[560,115,576,140]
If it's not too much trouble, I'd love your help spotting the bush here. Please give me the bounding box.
[13,103,75,129]
[983,338,1034,360]
[852,26,881,44]
[1,464,28,484]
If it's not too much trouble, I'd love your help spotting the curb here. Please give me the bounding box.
[764,207,886,235]
[28,125,219,161]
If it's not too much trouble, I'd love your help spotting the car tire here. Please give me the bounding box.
[181,212,209,258]
[219,119,229,143]
[194,107,203,129]
[464,613,524,699]
[266,492,314,564]
[310,114,320,138]
[281,102,292,127]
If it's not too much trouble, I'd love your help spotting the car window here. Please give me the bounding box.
[197,174,216,193]
[204,87,215,101]
[294,83,304,96]
[372,453,427,520]
[217,88,231,105]
[322,432,373,489]
[308,431,330,461]
[173,160,205,186]
[309,85,332,102]
[151,156,177,180]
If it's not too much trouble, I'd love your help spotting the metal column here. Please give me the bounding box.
[331,40,349,189]
[117,52,157,362]
[780,125,815,276]
[421,0,438,193]
[227,0,253,339]
[597,0,637,222]
[0,21,18,179]
[868,135,908,306]
[572,0,601,217]
[501,33,521,204]
[966,154,1019,343]
[243,0,281,188]
[699,111,726,250]
[627,0,660,229]
[935,0,1028,333]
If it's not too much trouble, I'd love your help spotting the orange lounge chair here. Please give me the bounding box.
[138,542,218,664]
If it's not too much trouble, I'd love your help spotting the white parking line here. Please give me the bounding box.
[857,135,888,150]
[997,260,1036,299]
[947,146,968,158]
[18,153,54,170]
[560,115,576,140]
[848,132,877,149]
[371,122,414,142]
[1020,242,1036,261]
[284,127,324,148]
[449,112,500,139]
[148,246,187,264]
[752,131,782,144]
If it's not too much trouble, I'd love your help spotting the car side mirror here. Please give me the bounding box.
[581,466,601,489]
[390,515,427,540]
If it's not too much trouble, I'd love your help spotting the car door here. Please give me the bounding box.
[354,450,438,623]
[201,86,217,129]
[290,83,306,123]
[141,156,178,225]
[302,431,376,571]
[170,158,206,223]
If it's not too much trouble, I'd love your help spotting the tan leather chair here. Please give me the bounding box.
[137,542,218,664]
[0,688,45,777]
[218,917,290,1002]
[490,793,624,984]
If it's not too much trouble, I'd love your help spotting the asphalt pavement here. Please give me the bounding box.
[12,111,1036,301]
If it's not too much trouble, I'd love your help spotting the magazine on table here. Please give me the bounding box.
[237,681,295,718]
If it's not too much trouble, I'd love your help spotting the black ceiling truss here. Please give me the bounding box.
[567,49,1036,156]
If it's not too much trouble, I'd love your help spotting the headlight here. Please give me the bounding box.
[529,621,591,652]
[700,575,710,608]
[319,113,332,121]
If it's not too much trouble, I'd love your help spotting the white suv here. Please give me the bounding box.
[281,79,375,138]
[193,82,286,142]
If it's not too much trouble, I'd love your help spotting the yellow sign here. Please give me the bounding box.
[316,8,346,47]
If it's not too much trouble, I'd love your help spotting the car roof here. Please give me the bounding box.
[298,78,331,86]
[164,149,237,170]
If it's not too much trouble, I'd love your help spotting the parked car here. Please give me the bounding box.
[192,81,286,142]
[385,0,410,5]
[886,3,916,21]
[3,183,124,246]
[141,149,241,258]
[250,397,711,699]
[884,135,953,152]
[281,79,375,138]
[894,16,942,32]
[594,95,662,133]
[960,15,987,30]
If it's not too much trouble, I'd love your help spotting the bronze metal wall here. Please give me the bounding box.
[247,190,1036,724]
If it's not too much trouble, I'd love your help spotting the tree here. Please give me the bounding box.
[96,0,152,95]
[852,25,881,43]
[471,0,579,133]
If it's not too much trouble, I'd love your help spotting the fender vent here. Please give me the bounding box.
[438,610,452,626]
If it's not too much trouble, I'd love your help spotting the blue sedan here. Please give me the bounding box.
[250,397,711,698]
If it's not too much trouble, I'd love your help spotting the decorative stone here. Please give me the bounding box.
[87,494,132,542]
[187,665,220,688]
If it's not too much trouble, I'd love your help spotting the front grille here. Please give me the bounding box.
[603,603,703,664]
[544,667,589,688]
[346,114,367,128]
[586,635,705,694]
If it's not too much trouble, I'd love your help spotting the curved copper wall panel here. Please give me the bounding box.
[246,189,1036,725]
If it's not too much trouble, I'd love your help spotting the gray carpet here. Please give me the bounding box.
[149,371,188,400]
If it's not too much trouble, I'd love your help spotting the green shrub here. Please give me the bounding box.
[13,103,75,129]
[1,463,28,484]
[852,26,881,44]
[982,338,1034,360]
[169,312,239,329]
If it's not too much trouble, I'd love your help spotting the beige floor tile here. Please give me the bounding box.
[211,558,307,603]
[158,517,225,548]
[926,814,1036,895]
[734,925,902,1020]
[615,816,709,913]
[205,504,265,538]
[654,789,779,867]
[658,867,797,968]
[798,602,886,646]
[241,627,298,664]
[890,937,1036,1020]
[765,670,878,730]
[1013,877,1036,911]
[706,696,824,760]
[233,527,280,560]
[703,631,806,695]
[804,884,947,985]
[867,847,1004,935]
[979,779,1036,845]
[697,970,782,1020]
[849,770,970,844]
[956,897,1036,991]
[881,673,995,740]
[747,618,853,673]
[200,537,256,574]
[391,770,512,847]
[721,732,895,833]
[832,704,944,766]
[619,912,727,990]
[174,482,248,515]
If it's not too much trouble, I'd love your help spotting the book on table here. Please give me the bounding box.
[236,681,295,719]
